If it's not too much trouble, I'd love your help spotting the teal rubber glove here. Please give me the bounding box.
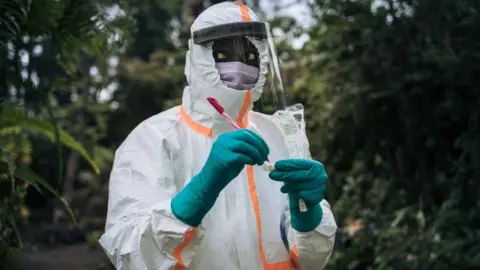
[269,159,328,232]
[171,129,269,227]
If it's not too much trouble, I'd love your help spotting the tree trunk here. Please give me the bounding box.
[63,104,86,203]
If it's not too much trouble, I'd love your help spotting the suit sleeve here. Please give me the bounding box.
[99,123,203,270]
[283,200,337,269]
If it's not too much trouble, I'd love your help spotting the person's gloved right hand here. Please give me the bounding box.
[171,129,269,227]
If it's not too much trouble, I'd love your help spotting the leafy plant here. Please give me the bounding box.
[290,0,480,268]
[0,0,29,46]
[0,104,100,174]
[0,0,123,266]
[0,101,102,266]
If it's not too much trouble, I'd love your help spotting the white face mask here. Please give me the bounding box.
[215,61,260,90]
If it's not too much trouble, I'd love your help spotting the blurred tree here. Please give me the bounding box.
[0,0,128,267]
[290,0,480,268]
[104,0,185,148]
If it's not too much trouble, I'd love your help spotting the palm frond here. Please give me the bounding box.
[0,104,100,174]
[14,164,76,224]
[0,126,21,137]
[19,133,32,165]
[0,0,29,45]
[93,145,114,172]
[0,146,16,193]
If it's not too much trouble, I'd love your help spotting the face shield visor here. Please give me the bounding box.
[194,21,310,212]
[192,21,287,114]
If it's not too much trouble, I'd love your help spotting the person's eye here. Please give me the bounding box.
[216,52,227,60]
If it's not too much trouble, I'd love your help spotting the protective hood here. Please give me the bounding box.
[181,2,269,129]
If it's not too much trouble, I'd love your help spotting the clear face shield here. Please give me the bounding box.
[193,21,310,212]
[192,21,308,154]
[256,22,288,114]
[192,21,286,110]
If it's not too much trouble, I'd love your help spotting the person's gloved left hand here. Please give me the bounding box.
[269,159,328,232]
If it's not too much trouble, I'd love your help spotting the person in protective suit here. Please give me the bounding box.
[99,2,337,269]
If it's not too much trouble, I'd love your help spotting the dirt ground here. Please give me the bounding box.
[13,244,111,270]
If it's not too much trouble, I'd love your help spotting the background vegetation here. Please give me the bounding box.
[1,0,479,269]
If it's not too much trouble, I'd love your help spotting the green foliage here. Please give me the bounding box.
[0,0,128,266]
[85,230,102,250]
[288,0,480,268]
[0,102,96,265]
[122,0,184,59]
[0,0,29,46]
[0,104,100,174]
[105,1,186,146]
[14,164,76,222]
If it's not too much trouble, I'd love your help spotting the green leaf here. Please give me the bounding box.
[13,164,77,225]
[0,146,15,176]
[0,126,21,136]
[0,104,100,174]
[8,215,23,249]
[0,146,16,193]
[56,131,100,174]
[390,207,409,228]
[7,247,24,260]
[13,164,42,194]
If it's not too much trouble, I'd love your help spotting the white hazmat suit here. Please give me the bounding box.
[99,2,337,269]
